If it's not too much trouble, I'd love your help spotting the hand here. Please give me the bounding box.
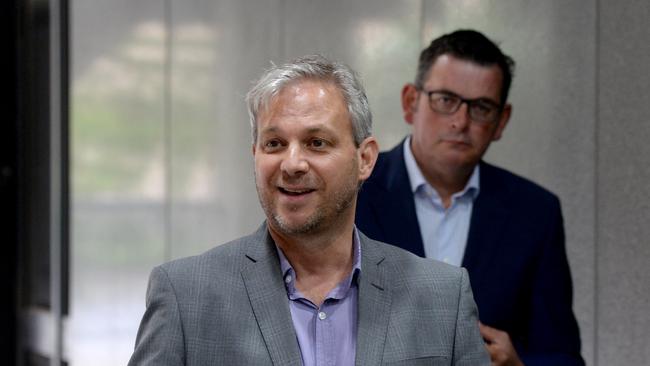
[479,322,524,366]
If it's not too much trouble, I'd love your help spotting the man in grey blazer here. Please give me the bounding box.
[129,55,489,365]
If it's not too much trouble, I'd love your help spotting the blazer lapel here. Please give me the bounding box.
[240,225,302,366]
[355,233,392,365]
[370,141,426,257]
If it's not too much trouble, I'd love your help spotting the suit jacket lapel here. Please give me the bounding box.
[462,162,509,276]
[355,233,392,365]
[240,224,302,366]
[371,141,426,257]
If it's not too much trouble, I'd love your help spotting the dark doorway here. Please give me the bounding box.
[1,0,20,363]
[4,0,70,364]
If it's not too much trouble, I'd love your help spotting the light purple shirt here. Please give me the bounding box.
[275,229,361,366]
[404,136,480,266]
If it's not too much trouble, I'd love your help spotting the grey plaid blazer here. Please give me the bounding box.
[128,224,489,365]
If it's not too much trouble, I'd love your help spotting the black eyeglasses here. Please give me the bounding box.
[419,89,502,124]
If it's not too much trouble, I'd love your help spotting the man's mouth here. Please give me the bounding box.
[278,187,316,196]
[443,138,471,146]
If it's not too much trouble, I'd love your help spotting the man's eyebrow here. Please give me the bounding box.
[260,124,336,134]
[431,88,457,95]
[305,125,334,134]
[432,89,500,105]
[259,126,279,135]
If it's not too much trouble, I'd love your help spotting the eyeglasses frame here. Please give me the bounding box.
[417,88,504,124]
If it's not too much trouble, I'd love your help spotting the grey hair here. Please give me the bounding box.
[246,54,372,147]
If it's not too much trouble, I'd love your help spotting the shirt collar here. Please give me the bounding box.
[403,135,481,201]
[275,227,362,300]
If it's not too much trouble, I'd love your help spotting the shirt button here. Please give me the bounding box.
[318,311,327,320]
[285,275,292,284]
[443,257,450,263]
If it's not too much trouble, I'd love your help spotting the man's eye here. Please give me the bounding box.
[309,139,326,148]
[433,94,457,107]
[473,103,494,115]
[264,140,282,150]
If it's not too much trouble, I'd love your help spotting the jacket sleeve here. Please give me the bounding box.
[128,266,186,366]
[453,268,491,366]
[521,202,585,366]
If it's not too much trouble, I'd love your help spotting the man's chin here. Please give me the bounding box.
[439,151,480,167]
[269,214,322,236]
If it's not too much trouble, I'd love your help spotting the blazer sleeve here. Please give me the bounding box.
[453,268,491,366]
[128,266,186,366]
[522,203,585,366]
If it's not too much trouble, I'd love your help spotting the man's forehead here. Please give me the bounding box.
[261,81,348,116]
[262,80,341,110]
[257,102,351,137]
[258,123,335,135]
[425,54,504,99]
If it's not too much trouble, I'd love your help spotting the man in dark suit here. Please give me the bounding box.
[129,54,490,365]
[356,30,584,366]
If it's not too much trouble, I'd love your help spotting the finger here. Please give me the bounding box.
[479,322,500,342]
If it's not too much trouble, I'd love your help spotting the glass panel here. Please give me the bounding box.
[282,0,421,149]
[68,1,166,364]
[168,0,281,259]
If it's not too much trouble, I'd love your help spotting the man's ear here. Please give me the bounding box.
[492,103,512,141]
[252,143,257,156]
[401,83,419,125]
[357,136,379,181]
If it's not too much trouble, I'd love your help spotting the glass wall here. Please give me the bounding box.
[68,1,609,365]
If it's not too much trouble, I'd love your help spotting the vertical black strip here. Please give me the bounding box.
[21,0,54,310]
[0,0,19,362]
[59,0,70,318]
[49,0,65,362]
[15,0,30,362]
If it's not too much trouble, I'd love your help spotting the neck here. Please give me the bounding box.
[268,219,356,306]
[418,160,475,209]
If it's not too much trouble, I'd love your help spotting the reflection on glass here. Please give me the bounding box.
[70,10,246,362]
[353,18,418,147]
[70,18,169,366]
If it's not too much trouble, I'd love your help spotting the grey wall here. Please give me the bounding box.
[68,0,650,365]
[598,0,650,364]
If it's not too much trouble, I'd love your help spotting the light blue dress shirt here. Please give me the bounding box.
[403,136,480,266]
[276,229,361,366]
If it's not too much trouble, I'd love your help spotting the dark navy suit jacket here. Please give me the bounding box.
[356,140,584,366]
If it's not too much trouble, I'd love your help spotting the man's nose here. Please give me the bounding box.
[450,102,472,130]
[281,144,309,176]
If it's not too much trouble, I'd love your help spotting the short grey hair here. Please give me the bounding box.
[246,54,372,147]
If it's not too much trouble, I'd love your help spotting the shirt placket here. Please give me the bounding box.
[427,188,448,261]
[315,302,333,366]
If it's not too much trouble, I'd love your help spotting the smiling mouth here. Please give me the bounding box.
[278,187,316,196]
